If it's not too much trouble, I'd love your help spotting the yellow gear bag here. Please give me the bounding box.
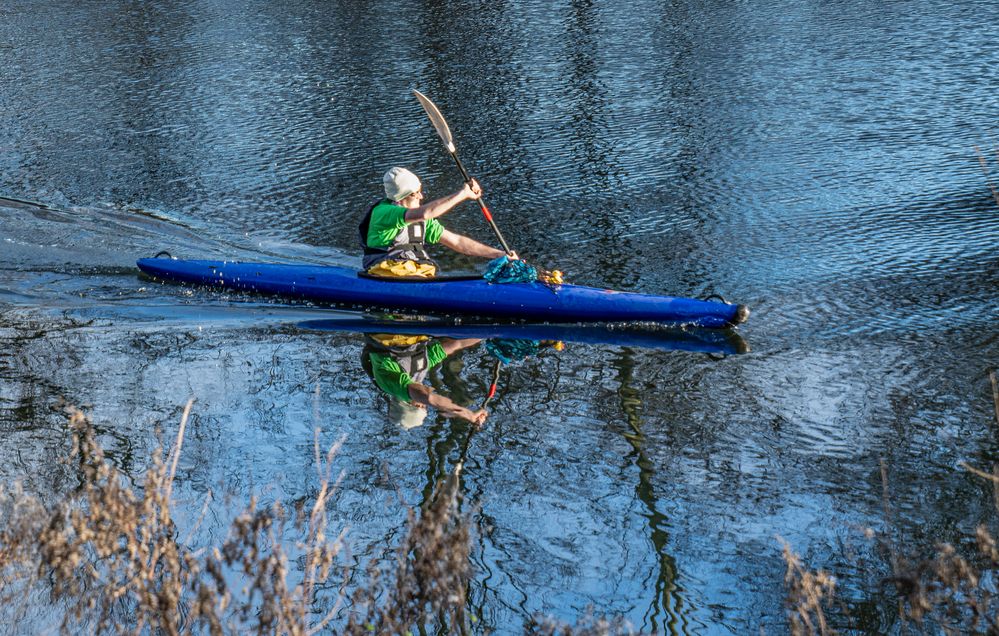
[366,259,437,279]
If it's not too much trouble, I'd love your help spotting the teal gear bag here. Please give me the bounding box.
[485,338,541,364]
[483,256,537,284]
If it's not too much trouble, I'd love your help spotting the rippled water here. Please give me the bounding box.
[1,0,998,632]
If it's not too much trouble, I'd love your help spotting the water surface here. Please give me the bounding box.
[1,0,998,632]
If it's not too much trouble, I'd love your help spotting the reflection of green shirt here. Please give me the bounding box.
[365,200,445,247]
[368,342,448,402]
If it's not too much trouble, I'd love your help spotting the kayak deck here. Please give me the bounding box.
[136,257,749,329]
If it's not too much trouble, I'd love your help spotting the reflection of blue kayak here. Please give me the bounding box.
[136,257,749,329]
[298,318,749,355]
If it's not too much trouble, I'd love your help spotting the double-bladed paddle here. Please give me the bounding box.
[412,89,514,256]
[454,359,502,473]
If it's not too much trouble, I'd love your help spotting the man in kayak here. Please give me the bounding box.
[359,167,516,278]
[362,333,488,428]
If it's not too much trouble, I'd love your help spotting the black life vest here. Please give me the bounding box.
[358,200,438,270]
[360,336,432,386]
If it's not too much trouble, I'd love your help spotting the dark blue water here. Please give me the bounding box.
[1,0,998,632]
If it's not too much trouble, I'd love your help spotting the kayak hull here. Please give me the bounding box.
[298,318,749,355]
[136,258,749,329]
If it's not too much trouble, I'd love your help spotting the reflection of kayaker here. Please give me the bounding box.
[361,333,487,429]
[358,168,516,279]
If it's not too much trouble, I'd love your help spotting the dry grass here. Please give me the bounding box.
[0,403,475,634]
[346,463,472,634]
[874,462,999,635]
[783,460,999,636]
[781,540,837,636]
[14,401,999,635]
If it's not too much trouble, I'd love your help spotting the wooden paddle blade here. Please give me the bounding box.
[412,89,456,153]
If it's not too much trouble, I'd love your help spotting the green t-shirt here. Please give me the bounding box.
[368,342,448,403]
[366,200,444,247]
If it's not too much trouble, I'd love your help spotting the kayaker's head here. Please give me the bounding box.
[389,398,427,430]
[383,167,423,206]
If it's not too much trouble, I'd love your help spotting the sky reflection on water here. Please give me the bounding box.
[1,0,998,632]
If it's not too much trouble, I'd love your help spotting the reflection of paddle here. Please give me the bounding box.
[455,359,502,471]
[413,89,514,256]
[482,358,502,409]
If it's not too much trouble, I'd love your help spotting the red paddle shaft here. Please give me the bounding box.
[482,359,502,408]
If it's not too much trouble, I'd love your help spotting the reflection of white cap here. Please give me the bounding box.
[383,167,421,201]
[389,399,428,430]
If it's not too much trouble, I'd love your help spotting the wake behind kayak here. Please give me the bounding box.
[136,257,749,329]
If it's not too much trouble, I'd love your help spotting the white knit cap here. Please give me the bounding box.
[389,398,428,430]
[383,167,421,201]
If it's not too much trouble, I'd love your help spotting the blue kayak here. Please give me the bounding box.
[136,257,749,329]
[298,318,749,355]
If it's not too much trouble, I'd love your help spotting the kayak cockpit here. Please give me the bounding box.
[355,271,485,283]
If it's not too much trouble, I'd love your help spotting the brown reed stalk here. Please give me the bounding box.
[990,370,999,427]
[974,145,999,208]
[301,427,348,635]
[780,539,837,636]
